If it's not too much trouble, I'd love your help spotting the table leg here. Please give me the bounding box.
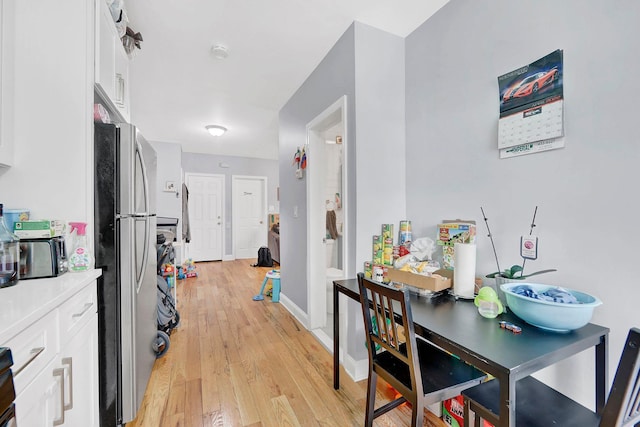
[333,283,340,390]
[498,376,515,427]
[595,333,608,413]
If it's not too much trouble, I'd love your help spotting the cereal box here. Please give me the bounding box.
[437,221,476,247]
[437,220,476,269]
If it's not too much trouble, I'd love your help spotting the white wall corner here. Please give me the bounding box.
[279,293,309,329]
[343,353,368,383]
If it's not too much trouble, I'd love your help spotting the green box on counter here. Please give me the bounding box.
[13,220,65,238]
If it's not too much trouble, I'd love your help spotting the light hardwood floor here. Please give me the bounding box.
[127,260,435,427]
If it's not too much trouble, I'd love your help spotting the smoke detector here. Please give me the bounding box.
[211,44,229,60]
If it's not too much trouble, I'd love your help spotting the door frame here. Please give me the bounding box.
[306,95,348,330]
[231,175,268,259]
[184,172,225,261]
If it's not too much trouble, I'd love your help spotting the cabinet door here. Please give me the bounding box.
[96,0,116,102]
[95,0,130,122]
[61,314,99,427]
[0,0,14,168]
[0,0,3,164]
[15,357,63,427]
[114,44,130,121]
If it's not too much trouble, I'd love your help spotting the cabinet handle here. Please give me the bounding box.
[115,73,125,106]
[62,357,74,410]
[72,302,94,318]
[53,368,65,426]
[13,347,45,376]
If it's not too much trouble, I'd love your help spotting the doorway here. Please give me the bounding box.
[232,175,268,259]
[306,96,348,343]
[185,173,224,261]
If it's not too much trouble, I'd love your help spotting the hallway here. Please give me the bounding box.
[127,260,426,426]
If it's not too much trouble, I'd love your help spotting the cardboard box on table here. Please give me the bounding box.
[386,268,453,292]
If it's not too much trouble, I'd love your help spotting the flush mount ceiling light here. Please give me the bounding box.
[210,44,229,60]
[205,125,227,137]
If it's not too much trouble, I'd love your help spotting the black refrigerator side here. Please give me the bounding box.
[94,123,123,427]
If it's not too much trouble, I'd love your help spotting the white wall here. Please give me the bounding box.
[354,23,407,273]
[405,0,640,409]
[151,141,183,223]
[279,25,357,312]
[279,22,406,362]
[351,23,406,358]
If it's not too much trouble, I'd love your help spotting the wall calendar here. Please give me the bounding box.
[497,50,564,157]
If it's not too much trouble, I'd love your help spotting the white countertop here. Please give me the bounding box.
[0,269,102,344]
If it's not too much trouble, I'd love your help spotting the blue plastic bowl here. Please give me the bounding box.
[501,283,602,332]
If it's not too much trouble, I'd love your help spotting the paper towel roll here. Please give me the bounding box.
[453,243,476,298]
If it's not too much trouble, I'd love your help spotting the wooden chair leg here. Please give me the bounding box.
[411,405,424,427]
[364,371,377,427]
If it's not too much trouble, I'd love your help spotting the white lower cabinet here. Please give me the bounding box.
[14,357,60,426]
[59,315,99,427]
[11,281,98,427]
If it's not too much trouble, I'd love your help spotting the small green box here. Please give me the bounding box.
[13,220,65,238]
[14,220,53,231]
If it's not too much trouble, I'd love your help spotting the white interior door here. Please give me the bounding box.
[233,176,267,259]
[186,173,224,262]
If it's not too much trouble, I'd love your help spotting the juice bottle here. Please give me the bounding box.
[68,222,94,272]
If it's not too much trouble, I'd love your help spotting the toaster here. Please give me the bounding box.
[19,236,68,280]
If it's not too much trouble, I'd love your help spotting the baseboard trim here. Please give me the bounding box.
[344,353,368,383]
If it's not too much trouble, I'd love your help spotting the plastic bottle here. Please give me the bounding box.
[68,222,94,272]
[0,204,20,287]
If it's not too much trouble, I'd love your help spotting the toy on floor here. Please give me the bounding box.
[252,269,281,302]
[183,258,198,278]
[177,259,198,279]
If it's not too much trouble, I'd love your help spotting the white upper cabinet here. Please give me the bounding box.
[0,0,14,168]
[95,0,130,123]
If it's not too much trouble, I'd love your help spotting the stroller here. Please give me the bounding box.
[153,231,181,358]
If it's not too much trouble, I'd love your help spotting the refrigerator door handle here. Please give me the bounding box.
[136,140,151,215]
[135,216,150,294]
[135,140,151,293]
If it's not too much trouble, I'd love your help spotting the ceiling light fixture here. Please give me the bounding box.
[205,125,227,137]
[210,44,229,60]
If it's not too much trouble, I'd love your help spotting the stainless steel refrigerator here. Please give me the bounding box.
[94,123,158,426]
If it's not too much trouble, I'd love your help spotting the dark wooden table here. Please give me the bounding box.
[333,278,609,427]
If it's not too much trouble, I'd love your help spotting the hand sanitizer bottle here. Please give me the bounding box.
[68,222,94,272]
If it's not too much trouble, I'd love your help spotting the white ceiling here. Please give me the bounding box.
[125,0,449,160]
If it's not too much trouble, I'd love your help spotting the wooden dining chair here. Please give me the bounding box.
[356,273,486,427]
[462,327,640,427]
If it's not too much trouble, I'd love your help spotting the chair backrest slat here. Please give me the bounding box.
[358,273,420,394]
[601,327,640,426]
[625,373,640,421]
